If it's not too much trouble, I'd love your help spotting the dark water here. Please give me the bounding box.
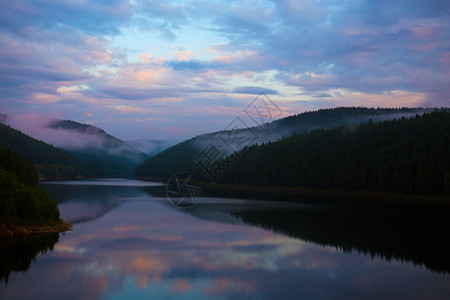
[1,179,449,299]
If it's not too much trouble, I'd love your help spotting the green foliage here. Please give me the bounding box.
[0,169,60,224]
[0,149,37,186]
[0,152,60,225]
[219,111,450,196]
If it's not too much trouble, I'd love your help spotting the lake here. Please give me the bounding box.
[1,178,449,299]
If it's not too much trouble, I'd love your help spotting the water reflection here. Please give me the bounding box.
[175,198,450,274]
[43,179,165,224]
[0,179,449,300]
[0,234,59,286]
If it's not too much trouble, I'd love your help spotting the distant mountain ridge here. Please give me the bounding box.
[1,115,149,177]
[0,123,85,178]
[48,120,172,157]
[126,139,174,156]
[47,119,128,146]
[44,119,149,176]
[134,107,435,179]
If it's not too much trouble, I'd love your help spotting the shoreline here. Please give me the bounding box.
[38,175,450,206]
[0,219,73,239]
[39,175,126,181]
[134,176,449,206]
[202,183,450,206]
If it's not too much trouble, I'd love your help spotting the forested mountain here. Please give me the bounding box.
[1,116,149,176]
[134,107,433,179]
[46,119,149,176]
[0,124,85,178]
[134,137,200,178]
[219,110,450,196]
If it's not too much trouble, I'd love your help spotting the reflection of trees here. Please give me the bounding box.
[0,233,59,286]
[230,201,450,274]
[43,183,131,204]
[43,184,131,224]
[171,186,450,274]
[41,183,166,225]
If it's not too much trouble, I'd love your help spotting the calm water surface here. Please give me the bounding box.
[1,178,449,299]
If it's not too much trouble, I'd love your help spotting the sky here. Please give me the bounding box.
[0,0,449,142]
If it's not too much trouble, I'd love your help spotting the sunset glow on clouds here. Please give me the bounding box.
[0,0,448,141]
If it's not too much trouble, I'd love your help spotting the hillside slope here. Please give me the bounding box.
[1,115,149,176]
[219,110,450,196]
[126,139,173,156]
[0,124,85,178]
[47,120,149,176]
[135,107,432,179]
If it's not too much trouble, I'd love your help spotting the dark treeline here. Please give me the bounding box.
[134,137,198,179]
[0,123,85,178]
[219,110,450,196]
[140,182,450,273]
[75,149,145,177]
[0,150,60,225]
[174,196,450,274]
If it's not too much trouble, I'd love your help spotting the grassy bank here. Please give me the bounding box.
[0,219,72,239]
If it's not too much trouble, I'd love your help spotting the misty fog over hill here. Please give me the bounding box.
[126,139,174,157]
[1,115,148,176]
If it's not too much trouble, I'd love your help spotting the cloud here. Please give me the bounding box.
[195,0,449,99]
[0,0,448,142]
[57,85,90,93]
[232,86,279,95]
[90,86,223,101]
[0,0,132,37]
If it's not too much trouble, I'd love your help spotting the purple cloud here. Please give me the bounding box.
[0,0,448,141]
[232,86,279,95]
